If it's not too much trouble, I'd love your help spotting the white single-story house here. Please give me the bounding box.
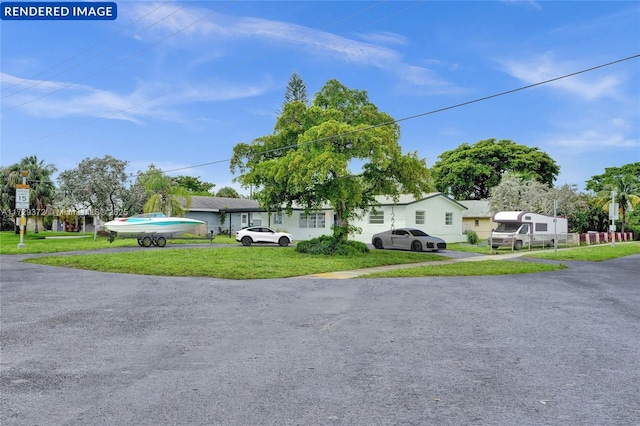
[184,193,468,244]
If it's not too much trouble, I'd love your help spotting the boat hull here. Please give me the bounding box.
[104,216,205,238]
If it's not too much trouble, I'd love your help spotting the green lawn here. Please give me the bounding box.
[523,241,640,261]
[23,247,445,280]
[0,231,236,254]
[359,260,568,278]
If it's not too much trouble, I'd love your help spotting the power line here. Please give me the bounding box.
[156,54,640,176]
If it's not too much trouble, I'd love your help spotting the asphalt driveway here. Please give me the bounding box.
[1,253,639,425]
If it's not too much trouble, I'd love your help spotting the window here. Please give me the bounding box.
[369,211,384,224]
[474,219,479,227]
[535,223,547,232]
[415,211,425,225]
[299,212,326,228]
[274,213,283,225]
[445,212,453,226]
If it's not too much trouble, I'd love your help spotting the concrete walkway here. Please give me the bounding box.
[301,250,529,279]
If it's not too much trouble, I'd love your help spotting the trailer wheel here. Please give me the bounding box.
[411,240,422,252]
[491,245,499,250]
[514,240,523,250]
[141,236,152,247]
[241,236,252,246]
[137,238,143,246]
[156,236,167,247]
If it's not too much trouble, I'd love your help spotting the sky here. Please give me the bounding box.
[1,0,639,196]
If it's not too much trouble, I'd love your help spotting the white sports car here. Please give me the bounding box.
[371,228,446,252]
[236,226,294,247]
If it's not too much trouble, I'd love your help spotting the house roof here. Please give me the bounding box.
[185,193,468,213]
[187,196,259,212]
[458,200,492,218]
[373,192,467,210]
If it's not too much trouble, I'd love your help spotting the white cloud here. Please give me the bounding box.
[128,3,461,92]
[551,130,639,151]
[356,31,409,46]
[1,72,275,123]
[498,52,623,100]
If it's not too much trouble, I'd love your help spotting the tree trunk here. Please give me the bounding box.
[333,205,349,241]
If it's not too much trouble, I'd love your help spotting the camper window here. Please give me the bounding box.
[495,223,520,232]
[535,223,548,232]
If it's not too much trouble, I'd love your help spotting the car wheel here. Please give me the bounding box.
[141,236,152,247]
[514,240,523,250]
[278,236,290,247]
[241,236,252,246]
[156,236,167,247]
[411,240,422,252]
[373,238,384,249]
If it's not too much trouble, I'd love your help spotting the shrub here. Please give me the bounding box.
[466,230,479,245]
[296,235,370,256]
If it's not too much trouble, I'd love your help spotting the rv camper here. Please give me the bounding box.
[490,211,568,250]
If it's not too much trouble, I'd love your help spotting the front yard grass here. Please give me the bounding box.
[523,241,640,261]
[359,260,568,278]
[23,247,445,280]
[0,231,236,254]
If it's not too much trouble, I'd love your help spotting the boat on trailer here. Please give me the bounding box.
[103,212,206,247]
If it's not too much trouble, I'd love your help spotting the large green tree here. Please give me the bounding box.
[216,186,240,198]
[3,156,57,231]
[585,162,640,192]
[173,175,215,195]
[231,79,434,240]
[57,155,129,221]
[432,138,560,200]
[138,165,192,216]
[586,163,640,233]
[283,71,308,107]
[594,174,640,233]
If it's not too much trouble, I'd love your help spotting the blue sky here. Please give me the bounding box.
[2,0,639,195]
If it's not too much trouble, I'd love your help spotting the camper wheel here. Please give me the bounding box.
[514,240,523,250]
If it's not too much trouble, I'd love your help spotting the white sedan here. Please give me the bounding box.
[235,226,294,247]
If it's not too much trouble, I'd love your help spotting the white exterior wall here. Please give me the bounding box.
[351,197,466,244]
[274,210,332,241]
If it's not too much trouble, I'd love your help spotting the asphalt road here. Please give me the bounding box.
[1,252,639,425]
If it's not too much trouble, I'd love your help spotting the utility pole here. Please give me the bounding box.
[553,200,558,254]
[610,190,617,247]
[16,171,29,249]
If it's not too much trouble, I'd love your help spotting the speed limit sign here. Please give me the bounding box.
[16,187,30,209]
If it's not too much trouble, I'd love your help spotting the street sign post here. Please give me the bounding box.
[16,173,29,249]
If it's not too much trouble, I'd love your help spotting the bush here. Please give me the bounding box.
[466,230,479,245]
[296,235,370,256]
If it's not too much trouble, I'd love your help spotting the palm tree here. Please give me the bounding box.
[4,156,57,232]
[597,174,640,232]
[138,165,192,216]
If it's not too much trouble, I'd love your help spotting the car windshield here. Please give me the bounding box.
[495,223,521,232]
[409,229,428,237]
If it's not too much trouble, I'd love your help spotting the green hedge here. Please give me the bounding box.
[296,235,370,256]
